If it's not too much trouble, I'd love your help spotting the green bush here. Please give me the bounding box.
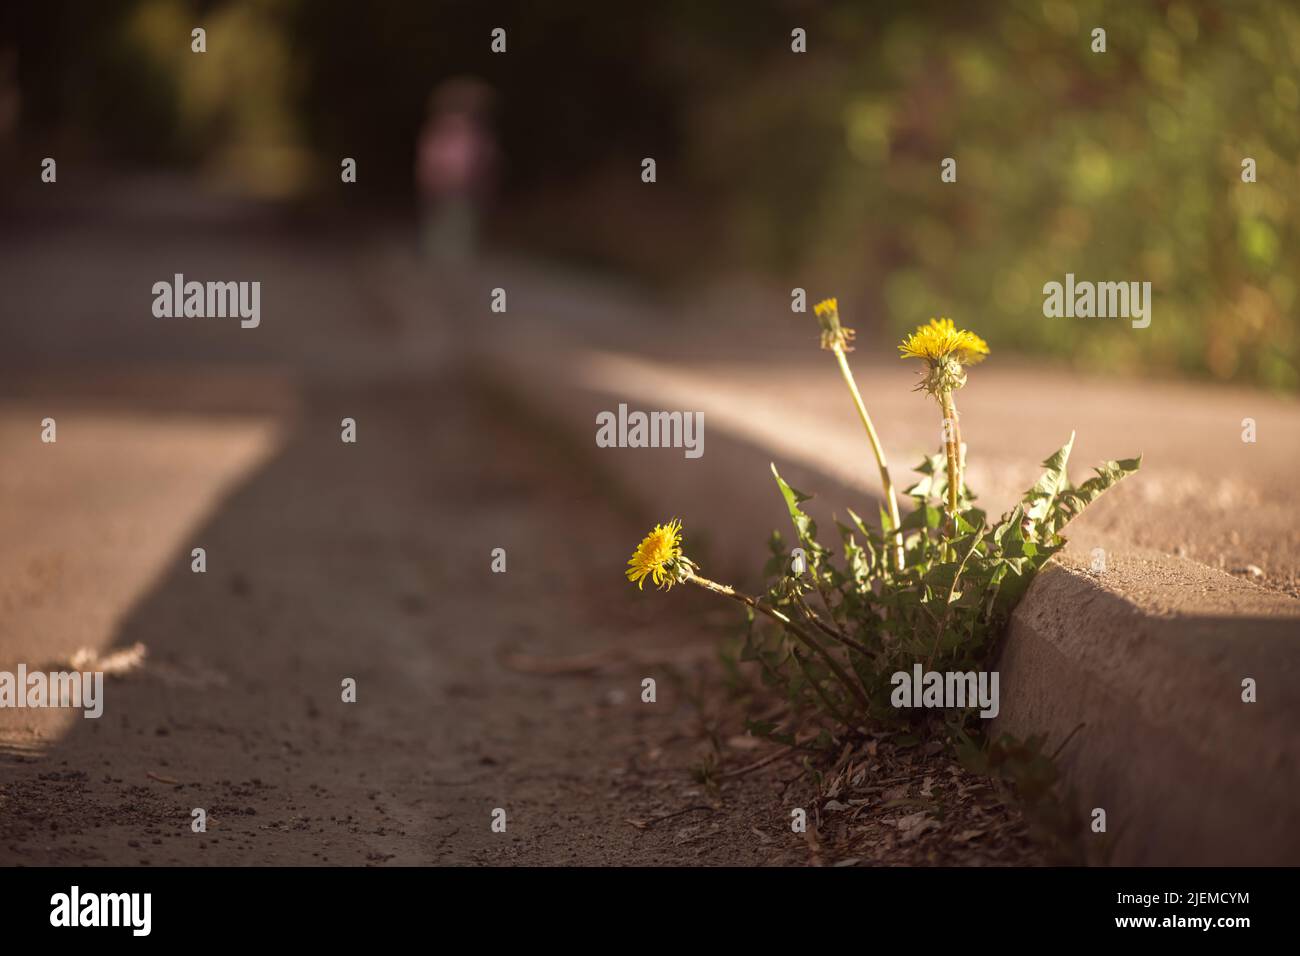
[684,0,1300,390]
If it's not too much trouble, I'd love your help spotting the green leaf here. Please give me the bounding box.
[1048,454,1142,533]
[905,474,933,498]
[991,504,1022,547]
[844,506,875,542]
[912,455,941,476]
[771,463,819,546]
[925,561,964,591]
[1036,431,1075,495]
[1008,505,1026,542]
[1022,432,1074,524]
[874,504,893,534]
[901,504,942,531]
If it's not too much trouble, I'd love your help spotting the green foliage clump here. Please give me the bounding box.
[733,435,1139,737]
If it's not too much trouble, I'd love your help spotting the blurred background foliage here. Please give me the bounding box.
[3,0,1297,389]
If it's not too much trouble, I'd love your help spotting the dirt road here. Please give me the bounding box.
[0,370,765,865]
[0,190,1041,865]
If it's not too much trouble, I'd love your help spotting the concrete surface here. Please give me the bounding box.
[483,266,1300,864]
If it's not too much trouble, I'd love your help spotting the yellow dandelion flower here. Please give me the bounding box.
[899,319,987,369]
[899,319,988,511]
[626,518,690,590]
[898,318,989,367]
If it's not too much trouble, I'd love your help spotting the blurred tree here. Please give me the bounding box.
[5,0,1296,387]
[677,0,1299,390]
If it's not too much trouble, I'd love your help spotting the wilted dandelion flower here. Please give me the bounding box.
[626,518,694,590]
[809,295,904,569]
[813,297,856,352]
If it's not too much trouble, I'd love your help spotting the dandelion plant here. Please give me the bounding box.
[626,307,1140,746]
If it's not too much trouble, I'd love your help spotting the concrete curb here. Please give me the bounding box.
[997,552,1300,864]
[484,344,1300,865]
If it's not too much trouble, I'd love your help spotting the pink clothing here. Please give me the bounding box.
[417,114,495,201]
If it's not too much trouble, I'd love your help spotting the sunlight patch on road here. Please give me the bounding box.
[0,404,285,753]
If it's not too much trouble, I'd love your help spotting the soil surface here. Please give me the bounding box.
[0,187,1044,866]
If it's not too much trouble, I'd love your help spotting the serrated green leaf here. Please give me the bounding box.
[771,463,820,546]
[1036,432,1074,489]
[1047,453,1142,533]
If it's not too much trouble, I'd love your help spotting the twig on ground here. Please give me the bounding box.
[626,805,716,829]
[719,745,797,780]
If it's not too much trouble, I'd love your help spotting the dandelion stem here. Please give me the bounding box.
[791,648,856,729]
[686,571,871,712]
[940,389,962,519]
[831,345,905,571]
[793,594,873,657]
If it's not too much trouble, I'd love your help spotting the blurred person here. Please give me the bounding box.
[415,76,498,264]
